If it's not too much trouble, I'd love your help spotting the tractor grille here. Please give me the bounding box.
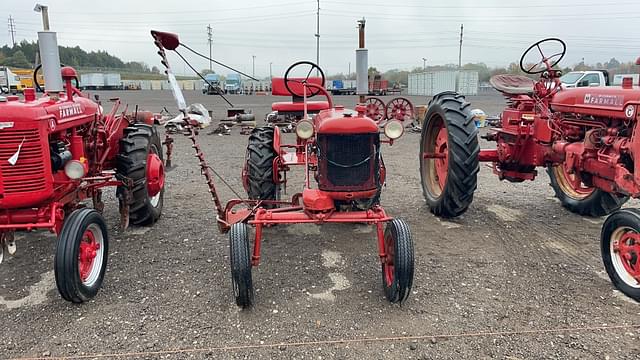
[0,128,47,194]
[317,133,379,191]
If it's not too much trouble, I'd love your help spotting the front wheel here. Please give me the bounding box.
[229,223,254,308]
[55,208,109,303]
[420,92,479,218]
[547,165,628,217]
[601,209,640,301]
[381,219,414,304]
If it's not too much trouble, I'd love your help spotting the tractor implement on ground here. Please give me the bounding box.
[419,37,640,302]
[151,30,414,308]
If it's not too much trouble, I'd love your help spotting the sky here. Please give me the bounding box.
[2,0,640,78]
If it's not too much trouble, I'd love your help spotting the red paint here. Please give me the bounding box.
[302,188,335,212]
[146,153,164,197]
[614,232,640,283]
[78,230,99,282]
[150,30,180,50]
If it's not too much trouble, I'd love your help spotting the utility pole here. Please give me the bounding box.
[8,16,16,47]
[315,0,320,74]
[207,24,213,71]
[252,55,256,78]
[422,57,427,72]
[269,62,273,80]
[458,24,463,69]
[348,62,351,79]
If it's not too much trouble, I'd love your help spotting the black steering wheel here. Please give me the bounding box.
[284,61,325,98]
[33,63,79,92]
[519,38,566,74]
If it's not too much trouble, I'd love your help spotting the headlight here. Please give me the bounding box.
[384,120,404,139]
[295,120,314,139]
[64,160,86,179]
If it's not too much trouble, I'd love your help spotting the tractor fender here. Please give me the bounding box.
[272,125,282,155]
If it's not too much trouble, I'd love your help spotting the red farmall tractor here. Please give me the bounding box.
[0,31,165,303]
[151,30,414,308]
[420,38,640,301]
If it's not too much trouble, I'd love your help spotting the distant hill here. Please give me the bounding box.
[0,40,161,75]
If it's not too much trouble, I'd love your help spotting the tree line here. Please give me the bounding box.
[0,40,159,74]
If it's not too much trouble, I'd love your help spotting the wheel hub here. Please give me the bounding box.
[613,232,640,284]
[78,231,100,282]
[146,152,165,197]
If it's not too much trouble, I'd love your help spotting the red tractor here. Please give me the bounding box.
[152,30,414,308]
[420,38,640,301]
[0,33,165,303]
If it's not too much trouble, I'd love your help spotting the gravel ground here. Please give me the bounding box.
[1,90,639,359]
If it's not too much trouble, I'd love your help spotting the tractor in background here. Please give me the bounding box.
[419,37,640,302]
[152,30,414,308]
[0,29,165,303]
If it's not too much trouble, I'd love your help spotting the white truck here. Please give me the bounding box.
[0,67,22,94]
[560,70,609,88]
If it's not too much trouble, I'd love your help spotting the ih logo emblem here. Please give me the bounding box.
[625,105,636,119]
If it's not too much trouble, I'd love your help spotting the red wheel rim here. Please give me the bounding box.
[78,229,100,284]
[434,127,449,190]
[385,97,414,122]
[383,231,395,287]
[421,116,448,196]
[552,164,594,199]
[146,150,165,198]
[364,97,386,123]
[611,228,640,288]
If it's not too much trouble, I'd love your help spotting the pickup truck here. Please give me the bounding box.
[560,70,609,88]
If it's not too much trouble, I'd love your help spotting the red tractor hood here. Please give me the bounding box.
[0,94,98,130]
[315,106,378,134]
[551,86,640,120]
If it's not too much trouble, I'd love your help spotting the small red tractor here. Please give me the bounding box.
[0,31,165,303]
[420,38,640,301]
[152,30,414,308]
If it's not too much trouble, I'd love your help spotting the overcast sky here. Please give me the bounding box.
[3,0,640,77]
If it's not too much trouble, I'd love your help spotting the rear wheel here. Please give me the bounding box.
[381,219,414,304]
[420,92,479,218]
[547,165,627,217]
[117,124,165,225]
[229,223,254,308]
[55,208,108,303]
[601,209,640,301]
[244,127,279,203]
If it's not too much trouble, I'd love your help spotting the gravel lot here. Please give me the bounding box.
[1,90,639,359]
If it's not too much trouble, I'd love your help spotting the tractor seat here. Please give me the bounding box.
[271,77,330,113]
[490,74,535,95]
[272,101,330,112]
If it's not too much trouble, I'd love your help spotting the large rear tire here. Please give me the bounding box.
[420,92,479,218]
[601,209,640,301]
[117,124,165,225]
[547,165,628,217]
[244,127,279,202]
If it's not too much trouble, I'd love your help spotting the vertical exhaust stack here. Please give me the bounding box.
[356,18,367,103]
[37,31,63,93]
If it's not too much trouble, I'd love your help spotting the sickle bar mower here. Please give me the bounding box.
[151,30,414,308]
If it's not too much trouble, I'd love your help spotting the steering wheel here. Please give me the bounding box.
[284,61,325,98]
[33,63,79,92]
[519,38,566,74]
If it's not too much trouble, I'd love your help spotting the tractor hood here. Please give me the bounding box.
[315,106,378,134]
[551,86,640,120]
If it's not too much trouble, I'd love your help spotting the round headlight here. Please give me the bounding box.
[384,120,404,140]
[295,120,314,139]
[64,160,86,180]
